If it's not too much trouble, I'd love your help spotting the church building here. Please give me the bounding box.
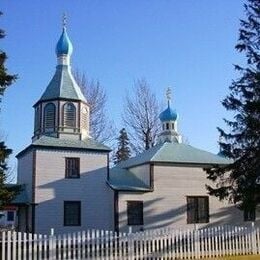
[16,24,114,234]
[15,24,257,235]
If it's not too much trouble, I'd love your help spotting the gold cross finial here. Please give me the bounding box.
[62,13,67,28]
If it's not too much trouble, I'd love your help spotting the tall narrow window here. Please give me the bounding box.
[65,158,80,178]
[63,102,76,127]
[64,201,81,226]
[187,196,209,224]
[127,201,143,225]
[44,103,55,130]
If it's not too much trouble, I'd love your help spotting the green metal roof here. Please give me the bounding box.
[117,141,230,168]
[17,136,110,158]
[37,65,86,103]
[109,141,230,191]
[107,167,151,191]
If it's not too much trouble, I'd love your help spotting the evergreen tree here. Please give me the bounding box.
[0,12,19,209]
[0,142,18,208]
[113,128,131,164]
[0,12,17,95]
[206,0,260,214]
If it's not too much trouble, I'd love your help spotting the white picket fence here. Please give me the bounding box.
[1,224,260,259]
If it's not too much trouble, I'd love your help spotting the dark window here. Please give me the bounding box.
[187,196,209,224]
[244,208,255,221]
[63,102,76,127]
[172,123,174,129]
[127,201,143,226]
[7,211,15,222]
[166,123,169,130]
[44,103,55,130]
[65,158,80,178]
[64,201,81,226]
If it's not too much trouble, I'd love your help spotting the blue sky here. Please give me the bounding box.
[2,0,245,178]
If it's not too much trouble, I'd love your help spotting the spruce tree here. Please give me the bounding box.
[0,12,19,209]
[207,0,260,215]
[113,128,131,164]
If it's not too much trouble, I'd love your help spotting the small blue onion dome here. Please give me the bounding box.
[159,104,178,122]
[55,27,73,56]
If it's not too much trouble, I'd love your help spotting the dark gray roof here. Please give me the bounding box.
[117,142,230,168]
[17,136,110,158]
[37,65,86,103]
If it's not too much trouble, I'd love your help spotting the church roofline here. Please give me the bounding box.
[16,136,111,158]
[115,142,231,169]
[33,97,89,107]
[16,144,110,159]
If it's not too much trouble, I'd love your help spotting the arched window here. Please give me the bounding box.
[63,102,76,127]
[166,123,169,130]
[34,106,41,131]
[44,103,55,130]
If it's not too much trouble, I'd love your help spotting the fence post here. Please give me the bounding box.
[194,225,199,259]
[1,231,6,260]
[251,222,257,255]
[128,232,134,260]
[49,228,56,260]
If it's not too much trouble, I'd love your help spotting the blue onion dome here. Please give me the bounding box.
[55,27,73,56]
[159,103,178,122]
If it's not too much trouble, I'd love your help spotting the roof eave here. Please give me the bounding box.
[106,181,152,192]
[16,143,111,158]
[33,97,89,107]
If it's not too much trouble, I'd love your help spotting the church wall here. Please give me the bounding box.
[129,164,150,186]
[117,165,246,233]
[34,149,114,234]
[17,150,34,232]
[17,150,33,202]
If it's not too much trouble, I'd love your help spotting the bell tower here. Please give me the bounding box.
[32,17,90,141]
[158,88,182,143]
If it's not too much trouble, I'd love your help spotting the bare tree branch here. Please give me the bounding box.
[74,70,115,144]
[123,78,161,154]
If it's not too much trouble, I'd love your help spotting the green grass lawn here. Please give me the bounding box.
[205,255,260,260]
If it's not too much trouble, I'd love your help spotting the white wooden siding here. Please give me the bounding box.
[34,149,114,234]
[118,165,246,233]
[17,150,33,202]
[17,151,34,232]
